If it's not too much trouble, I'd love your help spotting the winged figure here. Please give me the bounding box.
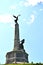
[20,39,25,45]
[13,15,20,23]
[19,39,25,49]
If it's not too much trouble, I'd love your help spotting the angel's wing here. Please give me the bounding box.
[13,15,17,18]
[18,15,21,16]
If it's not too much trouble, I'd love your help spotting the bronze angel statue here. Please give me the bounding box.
[13,15,20,24]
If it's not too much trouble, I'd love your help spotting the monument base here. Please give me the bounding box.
[6,50,28,64]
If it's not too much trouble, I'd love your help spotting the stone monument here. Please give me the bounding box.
[6,15,28,64]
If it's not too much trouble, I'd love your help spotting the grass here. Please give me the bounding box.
[0,63,43,65]
[3,63,43,65]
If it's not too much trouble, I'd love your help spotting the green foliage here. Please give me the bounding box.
[0,63,43,65]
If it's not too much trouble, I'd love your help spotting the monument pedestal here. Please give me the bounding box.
[6,50,28,64]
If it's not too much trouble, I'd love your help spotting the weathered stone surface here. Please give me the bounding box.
[14,23,20,50]
[6,50,28,64]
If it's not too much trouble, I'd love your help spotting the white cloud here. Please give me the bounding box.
[19,1,24,6]
[10,5,17,10]
[40,8,43,11]
[10,22,15,28]
[24,1,29,7]
[0,14,13,23]
[23,0,43,6]
[23,18,26,21]
[27,14,35,24]
[0,14,15,28]
[22,14,35,24]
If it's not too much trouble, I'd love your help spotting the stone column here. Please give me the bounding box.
[13,23,20,50]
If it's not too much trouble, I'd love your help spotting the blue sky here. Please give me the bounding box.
[0,0,43,64]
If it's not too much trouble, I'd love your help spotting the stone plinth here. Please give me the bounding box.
[6,50,28,64]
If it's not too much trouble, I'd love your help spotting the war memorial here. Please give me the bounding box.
[6,15,28,64]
